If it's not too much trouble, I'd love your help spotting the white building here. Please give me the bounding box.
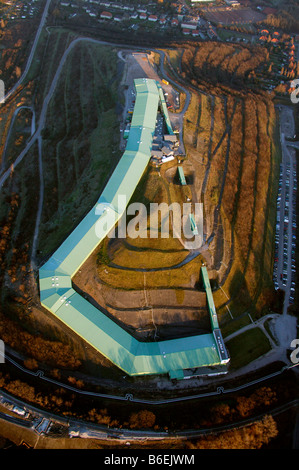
[100,11,112,19]
[181,22,198,30]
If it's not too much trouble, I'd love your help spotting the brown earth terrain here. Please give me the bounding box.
[0,28,286,390]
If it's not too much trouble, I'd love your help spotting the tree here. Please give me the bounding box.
[186,415,278,449]
[129,410,156,429]
[23,358,38,370]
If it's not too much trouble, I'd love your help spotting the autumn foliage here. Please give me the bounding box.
[186,415,278,449]
[0,313,81,369]
[180,42,268,92]
[128,409,156,429]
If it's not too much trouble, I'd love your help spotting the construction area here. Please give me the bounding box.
[39,78,229,381]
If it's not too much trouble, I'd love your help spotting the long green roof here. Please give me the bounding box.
[39,78,228,378]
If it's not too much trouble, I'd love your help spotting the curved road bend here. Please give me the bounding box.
[5,28,294,380]
[0,41,192,186]
[0,20,297,444]
[2,0,52,103]
[0,38,111,188]
[1,29,297,350]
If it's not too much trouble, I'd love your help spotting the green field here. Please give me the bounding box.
[226,328,272,370]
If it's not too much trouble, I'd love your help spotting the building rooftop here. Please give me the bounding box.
[39,79,229,379]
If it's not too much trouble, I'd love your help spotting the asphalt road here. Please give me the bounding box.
[0,37,110,188]
[0,12,298,446]
[157,49,191,155]
[2,0,52,103]
[1,39,191,187]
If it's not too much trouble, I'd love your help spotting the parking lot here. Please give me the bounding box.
[273,106,297,307]
[273,160,297,303]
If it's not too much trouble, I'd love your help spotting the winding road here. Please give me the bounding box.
[1,27,297,357]
[0,36,195,276]
[0,7,298,446]
[2,0,52,104]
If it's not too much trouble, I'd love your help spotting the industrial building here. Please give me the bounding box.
[39,78,229,380]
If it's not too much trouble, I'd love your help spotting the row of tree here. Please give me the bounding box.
[0,367,282,446]
[0,193,19,283]
[198,86,276,314]
[0,312,81,369]
[181,42,268,91]
[265,12,299,34]
[186,415,278,449]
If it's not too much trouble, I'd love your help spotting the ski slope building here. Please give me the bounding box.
[39,78,229,380]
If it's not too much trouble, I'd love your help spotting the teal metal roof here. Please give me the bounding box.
[178,166,187,186]
[201,266,229,364]
[43,288,220,376]
[201,265,219,330]
[39,79,227,378]
[189,213,198,235]
[156,81,174,135]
